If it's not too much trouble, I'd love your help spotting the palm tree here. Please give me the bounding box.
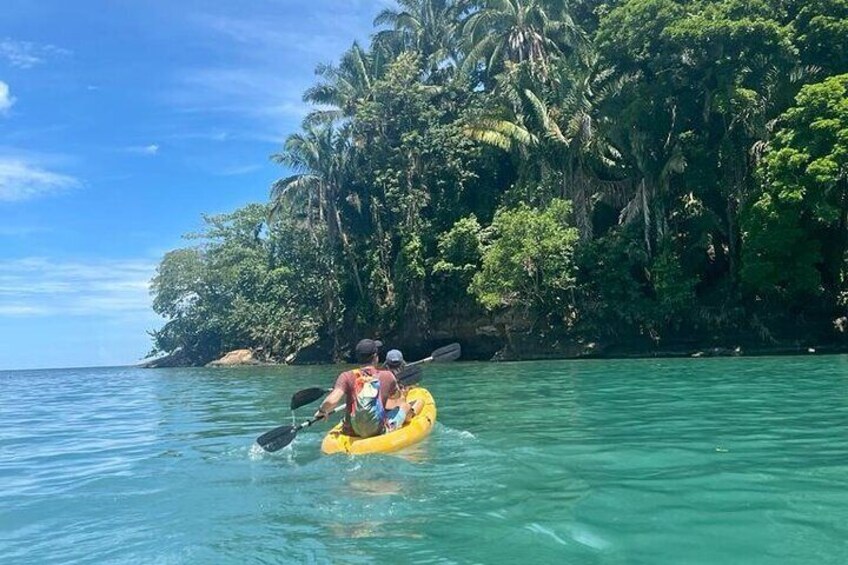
[617,130,686,257]
[467,55,629,239]
[373,0,462,81]
[269,123,366,299]
[302,42,385,125]
[270,124,333,226]
[460,0,585,83]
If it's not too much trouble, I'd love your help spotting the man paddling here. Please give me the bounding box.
[314,339,418,437]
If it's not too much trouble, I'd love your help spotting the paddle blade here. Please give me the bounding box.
[290,387,330,410]
[431,342,461,363]
[256,424,298,453]
[397,364,423,386]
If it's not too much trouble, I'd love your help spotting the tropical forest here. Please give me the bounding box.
[148,0,848,366]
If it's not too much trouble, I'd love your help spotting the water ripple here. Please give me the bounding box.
[1,359,848,563]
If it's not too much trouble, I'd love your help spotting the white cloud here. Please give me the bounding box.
[0,157,79,201]
[174,67,310,118]
[166,130,230,143]
[0,38,70,69]
[0,225,48,237]
[194,14,355,61]
[0,304,49,316]
[0,257,157,318]
[0,81,14,114]
[217,163,262,176]
[126,143,160,155]
[167,7,379,143]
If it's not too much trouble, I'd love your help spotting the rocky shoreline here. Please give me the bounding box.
[139,336,848,368]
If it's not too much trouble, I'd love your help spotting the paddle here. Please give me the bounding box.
[256,364,425,453]
[288,342,461,410]
[408,342,461,366]
[290,387,331,410]
[395,363,424,387]
[256,404,345,453]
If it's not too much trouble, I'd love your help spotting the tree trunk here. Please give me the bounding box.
[371,197,396,311]
[324,186,366,301]
[641,179,652,257]
[725,149,746,285]
[833,175,848,293]
[401,151,431,340]
[563,167,593,241]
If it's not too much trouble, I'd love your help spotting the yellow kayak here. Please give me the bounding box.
[321,387,437,455]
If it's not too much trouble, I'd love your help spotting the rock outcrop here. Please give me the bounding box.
[138,349,191,368]
[206,349,262,367]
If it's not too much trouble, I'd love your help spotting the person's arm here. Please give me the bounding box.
[314,387,345,420]
[315,371,349,420]
[389,381,403,398]
[381,371,404,410]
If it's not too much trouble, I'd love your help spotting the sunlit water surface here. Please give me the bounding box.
[2,357,848,563]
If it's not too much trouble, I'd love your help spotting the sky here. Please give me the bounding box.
[0,0,391,370]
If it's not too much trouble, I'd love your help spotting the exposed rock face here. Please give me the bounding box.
[206,349,261,367]
[138,349,191,368]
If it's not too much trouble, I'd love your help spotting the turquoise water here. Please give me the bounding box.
[2,357,848,564]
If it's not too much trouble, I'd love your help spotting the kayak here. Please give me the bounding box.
[321,387,437,455]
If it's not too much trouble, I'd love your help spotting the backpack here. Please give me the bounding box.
[349,368,385,437]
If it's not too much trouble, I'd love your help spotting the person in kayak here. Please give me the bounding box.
[384,348,406,376]
[381,348,420,431]
[378,346,423,433]
[314,339,418,437]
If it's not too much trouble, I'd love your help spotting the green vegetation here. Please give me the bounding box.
[150,0,848,365]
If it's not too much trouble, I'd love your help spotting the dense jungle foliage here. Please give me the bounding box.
[149,0,848,365]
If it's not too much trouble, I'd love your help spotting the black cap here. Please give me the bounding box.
[355,339,383,363]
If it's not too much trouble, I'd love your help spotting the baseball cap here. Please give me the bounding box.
[385,349,405,367]
[355,338,383,362]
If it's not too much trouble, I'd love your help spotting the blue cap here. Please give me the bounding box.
[385,349,404,367]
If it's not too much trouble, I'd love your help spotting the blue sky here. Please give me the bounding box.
[0,0,390,370]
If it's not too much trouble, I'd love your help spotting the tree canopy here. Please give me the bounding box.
[150,0,848,364]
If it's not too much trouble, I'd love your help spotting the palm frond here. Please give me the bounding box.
[465,118,538,150]
[522,88,551,131]
[303,109,344,127]
[303,83,337,105]
[270,174,319,200]
[374,8,400,27]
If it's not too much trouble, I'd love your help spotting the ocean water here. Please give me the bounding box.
[2,357,848,564]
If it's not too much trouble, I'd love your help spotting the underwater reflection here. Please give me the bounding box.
[391,440,431,463]
[326,520,425,539]
[346,479,403,497]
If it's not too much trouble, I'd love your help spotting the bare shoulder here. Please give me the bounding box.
[376,368,397,380]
